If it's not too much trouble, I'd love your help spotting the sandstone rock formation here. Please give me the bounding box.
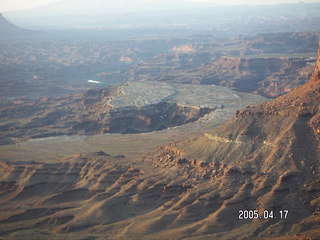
[311,42,320,82]
[154,43,320,239]
[0,86,213,143]
[158,56,316,97]
[0,81,266,145]
[0,45,319,240]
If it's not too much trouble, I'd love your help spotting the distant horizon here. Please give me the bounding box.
[1,0,320,12]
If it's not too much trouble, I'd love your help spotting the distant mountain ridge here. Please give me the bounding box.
[0,13,36,36]
[0,13,22,32]
[4,1,320,31]
[5,0,209,16]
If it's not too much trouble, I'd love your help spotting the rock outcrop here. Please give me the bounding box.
[0,45,319,240]
[147,55,316,98]
[0,86,214,143]
[196,56,315,97]
[0,81,266,144]
[311,42,320,82]
[152,43,320,239]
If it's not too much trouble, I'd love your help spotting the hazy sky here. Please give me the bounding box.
[1,0,320,12]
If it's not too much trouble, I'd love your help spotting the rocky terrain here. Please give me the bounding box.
[0,45,319,240]
[0,39,145,99]
[0,29,318,99]
[0,81,266,145]
[148,45,320,239]
[185,56,316,97]
[242,32,319,54]
[115,32,319,98]
[1,8,320,239]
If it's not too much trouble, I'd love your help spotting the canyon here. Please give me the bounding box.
[0,46,319,240]
[0,81,266,145]
[0,7,320,240]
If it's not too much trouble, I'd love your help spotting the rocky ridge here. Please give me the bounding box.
[311,42,320,82]
[152,56,316,97]
[0,45,319,240]
[149,44,320,239]
[0,81,266,145]
[0,86,211,143]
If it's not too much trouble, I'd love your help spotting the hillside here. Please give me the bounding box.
[0,45,319,239]
[153,44,320,238]
[0,13,34,36]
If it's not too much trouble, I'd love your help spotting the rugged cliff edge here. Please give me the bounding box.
[0,45,319,240]
[0,81,266,145]
[152,43,320,239]
[311,43,320,82]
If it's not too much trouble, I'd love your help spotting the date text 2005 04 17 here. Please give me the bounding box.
[238,210,289,220]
